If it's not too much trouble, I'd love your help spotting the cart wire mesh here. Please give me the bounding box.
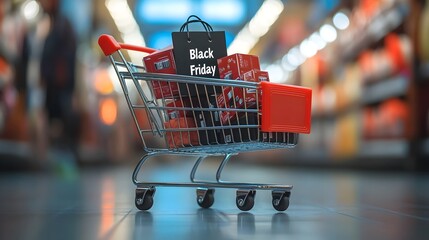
[109,52,298,154]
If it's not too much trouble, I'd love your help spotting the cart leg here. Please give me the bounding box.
[132,152,162,185]
[271,190,291,211]
[216,154,234,183]
[236,189,256,211]
[190,155,208,183]
[196,188,215,209]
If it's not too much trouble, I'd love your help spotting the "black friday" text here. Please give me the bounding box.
[189,48,216,76]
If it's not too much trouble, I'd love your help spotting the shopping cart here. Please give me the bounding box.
[98,34,311,211]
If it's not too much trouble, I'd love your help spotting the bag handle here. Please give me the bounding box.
[179,15,213,42]
[180,15,213,32]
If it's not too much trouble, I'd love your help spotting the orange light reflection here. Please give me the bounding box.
[98,177,115,238]
[99,98,117,125]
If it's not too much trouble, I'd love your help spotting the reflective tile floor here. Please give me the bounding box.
[1,155,429,240]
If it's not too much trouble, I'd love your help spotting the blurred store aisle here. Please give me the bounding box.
[0,158,428,240]
[1,0,429,170]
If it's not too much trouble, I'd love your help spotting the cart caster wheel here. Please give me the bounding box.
[135,187,156,211]
[236,190,256,211]
[272,191,290,211]
[196,188,215,209]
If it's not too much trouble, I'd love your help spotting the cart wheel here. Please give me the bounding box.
[196,188,215,209]
[236,190,255,211]
[272,191,290,211]
[135,187,155,211]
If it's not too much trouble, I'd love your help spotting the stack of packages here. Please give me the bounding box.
[144,49,293,148]
[142,14,311,148]
[216,54,296,144]
[216,53,267,144]
[143,47,199,148]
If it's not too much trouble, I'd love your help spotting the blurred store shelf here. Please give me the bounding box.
[0,140,34,169]
[419,62,429,81]
[0,140,31,159]
[421,138,429,156]
[359,139,409,158]
[341,1,408,61]
[361,75,408,105]
[266,0,429,169]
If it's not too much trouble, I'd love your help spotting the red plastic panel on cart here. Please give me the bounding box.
[260,81,312,134]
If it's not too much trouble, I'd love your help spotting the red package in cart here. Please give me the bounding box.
[143,47,179,99]
[217,53,260,80]
[216,70,269,124]
[216,86,245,124]
[164,117,200,148]
[165,98,194,120]
[241,70,269,83]
[219,112,259,144]
[241,70,269,108]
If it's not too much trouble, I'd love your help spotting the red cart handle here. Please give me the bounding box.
[98,34,156,56]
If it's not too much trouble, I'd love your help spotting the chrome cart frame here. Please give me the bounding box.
[99,34,296,211]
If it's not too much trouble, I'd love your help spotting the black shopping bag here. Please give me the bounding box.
[172,15,227,96]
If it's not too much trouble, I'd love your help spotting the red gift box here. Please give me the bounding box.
[165,98,194,120]
[164,117,200,148]
[216,70,269,124]
[217,53,260,80]
[241,70,269,83]
[241,70,269,108]
[143,47,180,99]
[216,86,245,124]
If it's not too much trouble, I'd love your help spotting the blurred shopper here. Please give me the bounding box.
[0,0,28,141]
[0,0,13,132]
[37,0,79,162]
[24,4,50,162]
